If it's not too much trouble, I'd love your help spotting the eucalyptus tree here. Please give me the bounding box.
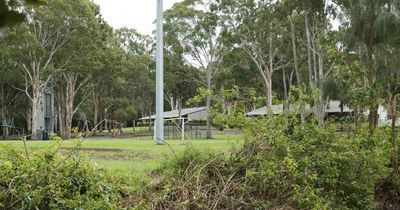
[164,55,202,112]
[114,27,156,125]
[221,0,291,109]
[53,0,106,139]
[163,24,202,112]
[373,13,400,172]
[0,35,25,139]
[6,0,87,138]
[337,0,400,131]
[276,0,341,122]
[379,55,400,174]
[0,0,44,28]
[164,0,225,138]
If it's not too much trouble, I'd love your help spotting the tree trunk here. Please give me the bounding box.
[178,97,182,118]
[167,94,175,111]
[312,38,318,87]
[265,76,273,110]
[58,72,80,140]
[93,91,99,135]
[367,45,378,133]
[104,108,108,132]
[390,74,398,174]
[267,27,274,110]
[283,70,289,125]
[148,108,152,132]
[289,16,301,86]
[206,74,212,139]
[31,89,40,140]
[316,48,325,123]
[391,92,398,174]
[0,84,8,140]
[58,73,76,140]
[305,11,313,86]
[26,108,32,136]
[58,91,66,139]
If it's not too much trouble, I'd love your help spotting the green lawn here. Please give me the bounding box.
[0,133,244,176]
[121,126,151,133]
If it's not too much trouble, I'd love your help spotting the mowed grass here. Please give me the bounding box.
[121,126,151,133]
[0,133,244,175]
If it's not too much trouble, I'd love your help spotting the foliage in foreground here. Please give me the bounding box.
[0,147,118,209]
[122,117,399,209]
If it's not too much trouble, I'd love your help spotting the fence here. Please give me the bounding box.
[131,122,213,140]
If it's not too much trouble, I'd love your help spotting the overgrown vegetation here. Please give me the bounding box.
[120,117,400,209]
[1,117,399,209]
[0,147,119,209]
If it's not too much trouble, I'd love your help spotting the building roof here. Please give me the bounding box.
[246,104,283,116]
[246,101,353,116]
[139,107,207,120]
[325,100,352,113]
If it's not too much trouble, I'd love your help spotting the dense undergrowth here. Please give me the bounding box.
[0,147,119,209]
[1,117,399,209]
[122,117,400,209]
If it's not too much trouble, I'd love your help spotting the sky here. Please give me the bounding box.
[93,0,183,35]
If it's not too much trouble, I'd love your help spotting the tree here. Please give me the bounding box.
[164,0,225,138]
[7,2,74,138]
[53,0,105,139]
[0,0,44,28]
[0,34,28,139]
[114,28,156,129]
[222,0,291,109]
[337,0,400,131]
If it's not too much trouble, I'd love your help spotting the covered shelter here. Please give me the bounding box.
[246,104,284,117]
[325,100,353,117]
[139,107,208,121]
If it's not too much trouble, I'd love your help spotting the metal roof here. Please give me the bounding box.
[246,101,353,116]
[246,104,283,116]
[139,107,207,120]
[326,100,352,113]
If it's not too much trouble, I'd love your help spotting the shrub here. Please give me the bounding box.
[129,116,392,209]
[0,147,119,209]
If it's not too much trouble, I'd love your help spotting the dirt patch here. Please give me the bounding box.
[60,147,123,152]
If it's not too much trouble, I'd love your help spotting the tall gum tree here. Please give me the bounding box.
[8,0,82,138]
[51,0,105,140]
[164,0,224,138]
[221,0,290,109]
[337,0,400,131]
[284,0,339,123]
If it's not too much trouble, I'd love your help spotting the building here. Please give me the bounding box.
[246,104,285,116]
[35,86,57,139]
[246,101,352,117]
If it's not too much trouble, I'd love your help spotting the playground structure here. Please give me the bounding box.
[0,124,24,140]
[76,116,125,138]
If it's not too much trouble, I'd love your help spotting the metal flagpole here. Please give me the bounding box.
[155,0,165,145]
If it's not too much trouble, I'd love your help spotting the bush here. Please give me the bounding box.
[129,116,392,209]
[0,147,119,209]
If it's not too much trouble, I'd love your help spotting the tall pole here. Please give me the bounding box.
[155,0,165,144]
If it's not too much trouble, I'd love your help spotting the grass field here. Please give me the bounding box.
[121,126,151,133]
[0,133,244,177]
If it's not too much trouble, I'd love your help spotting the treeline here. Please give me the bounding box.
[1,0,400,139]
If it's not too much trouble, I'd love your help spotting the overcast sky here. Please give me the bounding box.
[93,0,183,35]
